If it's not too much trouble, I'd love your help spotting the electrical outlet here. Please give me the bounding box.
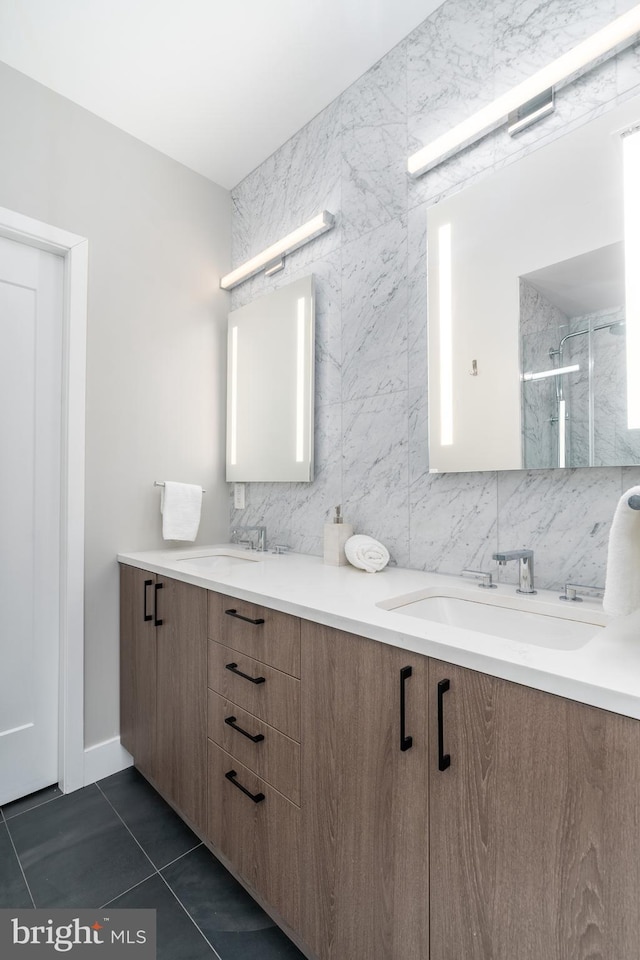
[233,483,246,509]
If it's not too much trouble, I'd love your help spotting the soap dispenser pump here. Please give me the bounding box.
[323,505,353,566]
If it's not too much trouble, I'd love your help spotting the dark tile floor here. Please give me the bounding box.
[0,768,305,960]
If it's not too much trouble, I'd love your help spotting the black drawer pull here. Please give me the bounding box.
[225,770,265,803]
[438,678,451,771]
[225,608,265,625]
[143,579,153,622]
[400,666,413,752]
[154,582,163,626]
[224,715,265,743]
[225,662,266,684]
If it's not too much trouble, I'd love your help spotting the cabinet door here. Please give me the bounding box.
[155,576,207,831]
[120,565,157,781]
[300,622,430,960]
[429,659,640,960]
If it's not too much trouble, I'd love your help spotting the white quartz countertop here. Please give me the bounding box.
[117,545,640,721]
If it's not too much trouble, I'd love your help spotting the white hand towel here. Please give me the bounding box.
[603,485,640,617]
[344,534,390,573]
[161,481,202,542]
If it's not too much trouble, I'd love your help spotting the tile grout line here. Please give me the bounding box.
[95,783,221,957]
[3,818,36,909]
[7,782,256,959]
[94,782,203,875]
[157,841,203,872]
[94,782,161,878]
[99,871,158,910]
[2,790,64,823]
[155,870,224,960]
[96,783,223,957]
[94,780,214,956]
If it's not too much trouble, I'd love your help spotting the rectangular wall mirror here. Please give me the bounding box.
[427,92,640,473]
[226,274,315,482]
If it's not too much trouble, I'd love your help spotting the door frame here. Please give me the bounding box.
[0,205,87,795]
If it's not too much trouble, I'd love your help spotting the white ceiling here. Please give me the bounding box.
[0,0,445,189]
[523,243,626,318]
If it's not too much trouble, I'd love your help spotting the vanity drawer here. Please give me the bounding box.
[208,690,300,805]
[208,640,300,741]
[208,592,300,677]
[208,740,300,931]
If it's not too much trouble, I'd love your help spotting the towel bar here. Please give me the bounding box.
[154,480,206,493]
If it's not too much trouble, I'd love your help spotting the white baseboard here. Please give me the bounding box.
[84,736,133,786]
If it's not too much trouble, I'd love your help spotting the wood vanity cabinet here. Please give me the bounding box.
[119,568,640,960]
[429,659,640,960]
[299,620,430,960]
[120,564,157,781]
[206,592,301,932]
[119,564,207,832]
[300,625,640,960]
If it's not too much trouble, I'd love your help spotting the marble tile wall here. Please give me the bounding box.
[229,0,640,591]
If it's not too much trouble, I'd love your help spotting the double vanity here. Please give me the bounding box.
[118,545,640,960]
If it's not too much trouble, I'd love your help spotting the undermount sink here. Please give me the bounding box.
[378,586,607,650]
[173,548,262,572]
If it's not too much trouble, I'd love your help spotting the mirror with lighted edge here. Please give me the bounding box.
[226,274,315,482]
[427,92,640,473]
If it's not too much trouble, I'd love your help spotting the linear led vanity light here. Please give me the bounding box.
[438,223,453,446]
[229,325,239,465]
[623,125,640,430]
[220,212,335,290]
[408,4,640,177]
[522,364,580,381]
[295,297,306,463]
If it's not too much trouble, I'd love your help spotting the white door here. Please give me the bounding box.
[0,235,64,804]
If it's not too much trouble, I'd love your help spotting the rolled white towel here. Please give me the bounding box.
[603,485,640,617]
[345,534,390,573]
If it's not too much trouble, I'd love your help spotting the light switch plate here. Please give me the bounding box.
[233,483,246,509]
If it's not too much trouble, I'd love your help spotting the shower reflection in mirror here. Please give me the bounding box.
[427,92,640,473]
[520,255,630,468]
[521,120,640,470]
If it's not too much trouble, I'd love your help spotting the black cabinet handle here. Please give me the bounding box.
[224,715,265,743]
[438,678,451,771]
[225,662,266,684]
[225,608,265,625]
[400,666,413,752]
[143,579,153,622]
[154,582,163,626]
[225,770,265,803]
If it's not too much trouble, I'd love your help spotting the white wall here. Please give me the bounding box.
[0,62,231,747]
